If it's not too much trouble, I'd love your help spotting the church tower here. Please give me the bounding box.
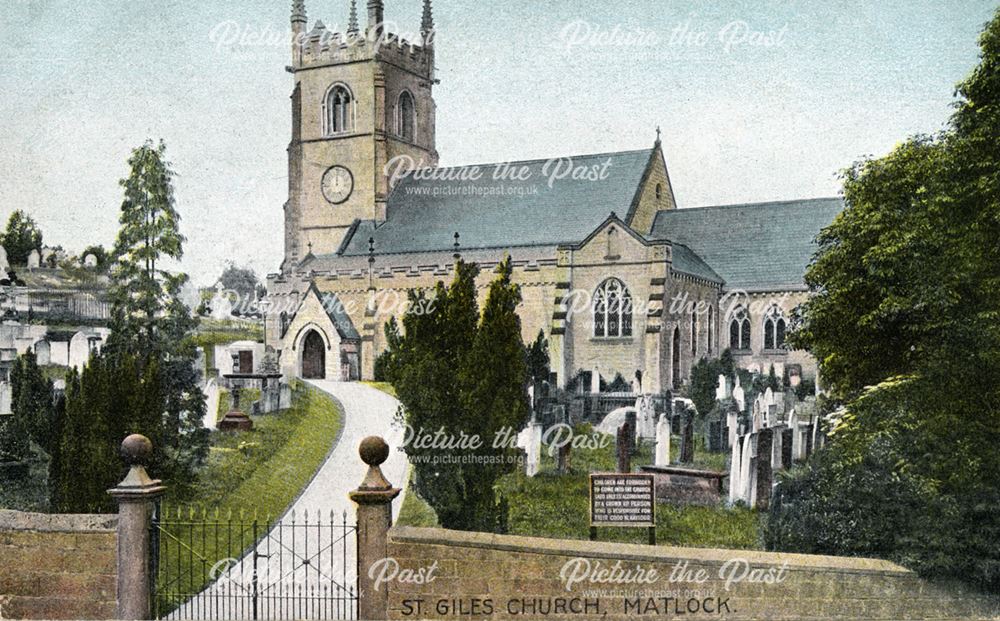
[284,0,439,270]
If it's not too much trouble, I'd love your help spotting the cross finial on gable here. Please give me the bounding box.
[655,126,662,146]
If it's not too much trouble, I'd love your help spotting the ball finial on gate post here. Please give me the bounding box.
[357,435,393,491]
[121,433,153,466]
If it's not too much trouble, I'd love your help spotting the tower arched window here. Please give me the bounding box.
[397,90,415,141]
[656,184,663,200]
[763,306,787,350]
[593,278,632,338]
[729,306,751,350]
[323,84,355,135]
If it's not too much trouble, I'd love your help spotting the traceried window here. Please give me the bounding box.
[323,84,355,135]
[593,278,633,338]
[763,305,787,350]
[397,90,415,141]
[729,306,751,350]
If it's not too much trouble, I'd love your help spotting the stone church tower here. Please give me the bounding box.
[283,0,439,271]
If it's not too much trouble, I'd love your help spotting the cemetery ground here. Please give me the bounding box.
[153,382,343,609]
[397,429,764,550]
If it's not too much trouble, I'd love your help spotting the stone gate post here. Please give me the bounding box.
[350,436,400,621]
[107,434,166,620]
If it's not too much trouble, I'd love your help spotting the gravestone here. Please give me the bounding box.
[679,410,695,464]
[616,424,630,473]
[771,424,785,470]
[732,376,746,412]
[83,253,98,268]
[727,403,739,448]
[738,432,753,504]
[753,428,774,510]
[625,410,637,456]
[728,434,742,505]
[0,245,8,273]
[591,366,601,394]
[557,441,572,474]
[525,420,542,477]
[715,374,727,401]
[781,427,793,468]
[27,249,40,269]
[654,412,670,467]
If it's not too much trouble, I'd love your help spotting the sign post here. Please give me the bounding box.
[589,473,656,545]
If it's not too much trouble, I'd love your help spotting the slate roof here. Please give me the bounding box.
[671,243,724,284]
[300,286,361,340]
[650,198,844,291]
[337,148,656,256]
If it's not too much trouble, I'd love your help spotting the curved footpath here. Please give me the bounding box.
[172,381,409,620]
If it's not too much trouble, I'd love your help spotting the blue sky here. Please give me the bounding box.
[0,0,996,284]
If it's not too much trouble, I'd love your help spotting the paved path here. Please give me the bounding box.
[171,381,408,620]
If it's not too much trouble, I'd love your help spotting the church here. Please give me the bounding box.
[265,0,843,393]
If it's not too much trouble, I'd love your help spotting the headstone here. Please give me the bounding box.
[728,434,742,505]
[591,366,601,394]
[625,410,637,456]
[771,425,784,470]
[654,412,670,466]
[732,376,745,412]
[752,398,763,432]
[789,409,803,461]
[715,374,727,401]
[525,420,542,477]
[679,410,695,463]
[557,442,572,474]
[83,253,98,267]
[616,424,630,473]
[738,432,753,504]
[0,245,8,273]
[753,428,774,510]
[727,405,738,448]
[27,249,40,269]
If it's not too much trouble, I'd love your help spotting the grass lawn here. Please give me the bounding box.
[155,382,343,614]
[361,381,396,397]
[399,429,763,550]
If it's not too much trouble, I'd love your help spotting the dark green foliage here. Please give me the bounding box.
[525,330,550,382]
[688,351,737,418]
[605,373,630,393]
[216,262,266,313]
[0,210,43,266]
[80,245,109,269]
[793,379,816,401]
[778,11,1000,591]
[0,415,28,462]
[373,317,403,382]
[47,141,208,511]
[393,258,528,532]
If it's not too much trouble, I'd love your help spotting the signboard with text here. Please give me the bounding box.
[589,473,655,528]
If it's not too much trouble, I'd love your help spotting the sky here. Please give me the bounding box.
[0,0,996,285]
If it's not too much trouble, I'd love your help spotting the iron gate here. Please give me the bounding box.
[151,503,357,620]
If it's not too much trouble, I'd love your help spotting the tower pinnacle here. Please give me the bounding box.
[421,0,434,41]
[348,0,359,35]
[367,0,384,36]
[291,0,306,24]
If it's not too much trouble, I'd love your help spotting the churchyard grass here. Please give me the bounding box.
[397,470,439,528]
[497,437,762,548]
[0,445,50,512]
[154,382,343,612]
[399,430,761,549]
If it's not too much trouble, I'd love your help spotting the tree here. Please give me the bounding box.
[217,262,266,314]
[80,245,109,270]
[524,330,550,383]
[10,351,55,453]
[393,258,528,532]
[49,140,208,511]
[777,10,1000,591]
[373,316,402,382]
[1,210,43,266]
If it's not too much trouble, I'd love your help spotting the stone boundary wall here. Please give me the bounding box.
[385,526,998,621]
[0,509,117,620]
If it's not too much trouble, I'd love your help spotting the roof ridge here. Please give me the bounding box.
[406,147,654,177]
[673,197,843,213]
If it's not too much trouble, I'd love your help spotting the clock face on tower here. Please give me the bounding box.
[321,165,353,205]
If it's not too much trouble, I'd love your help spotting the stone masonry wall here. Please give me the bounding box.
[0,510,117,620]
[385,526,997,621]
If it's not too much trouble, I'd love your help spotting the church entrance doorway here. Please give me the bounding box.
[672,327,681,388]
[301,330,326,379]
